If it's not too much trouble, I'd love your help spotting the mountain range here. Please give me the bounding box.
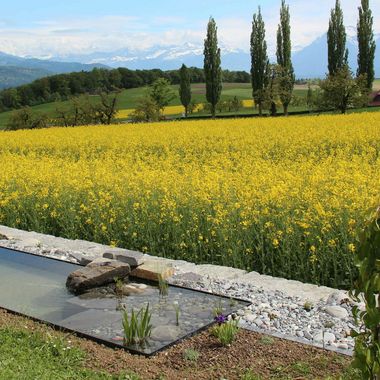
[0,31,378,89]
[0,52,108,89]
[51,31,380,79]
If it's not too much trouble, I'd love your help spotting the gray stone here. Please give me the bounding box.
[325,306,349,319]
[326,291,349,305]
[245,314,256,323]
[150,325,181,341]
[304,330,313,340]
[337,343,349,350]
[68,251,93,265]
[254,318,263,327]
[66,260,130,294]
[313,331,336,344]
[103,249,144,267]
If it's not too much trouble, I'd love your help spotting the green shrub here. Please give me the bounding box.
[350,205,380,379]
[6,107,49,130]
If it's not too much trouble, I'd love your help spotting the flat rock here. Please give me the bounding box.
[103,248,144,267]
[68,251,95,266]
[186,264,246,280]
[171,272,204,283]
[60,309,121,331]
[325,306,349,319]
[130,259,175,281]
[21,238,41,247]
[150,325,181,342]
[66,259,130,294]
[67,295,119,310]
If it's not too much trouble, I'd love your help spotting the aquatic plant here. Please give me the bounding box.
[212,300,223,317]
[158,274,169,298]
[174,303,180,326]
[122,303,152,346]
[114,276,124,297]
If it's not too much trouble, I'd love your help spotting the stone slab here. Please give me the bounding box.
[103,248,144,267]
[130,259,175,281]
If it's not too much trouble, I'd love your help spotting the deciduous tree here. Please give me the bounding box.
[319,66,368,114]
[149,78,175,115]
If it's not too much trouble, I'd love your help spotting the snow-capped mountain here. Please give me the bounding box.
[51,43,251,72]
[0,30,378,88]
[49,30,380,78]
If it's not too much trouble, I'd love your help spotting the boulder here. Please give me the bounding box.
[130,259,175,281]
[325,306,349,319]
[66,259,130,294]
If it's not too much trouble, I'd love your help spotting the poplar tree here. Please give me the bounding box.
[179,64,192,117]
[204,17,222,118]
[276,0,294,116]
[250,7,268,116]
[328,0,348,76]
[357,0,376,90]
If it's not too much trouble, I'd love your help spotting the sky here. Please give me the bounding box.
[0,0,379,58]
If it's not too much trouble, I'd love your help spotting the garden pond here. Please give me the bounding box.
[0,246,249,355]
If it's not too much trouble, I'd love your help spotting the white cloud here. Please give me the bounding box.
[0,0,378,58]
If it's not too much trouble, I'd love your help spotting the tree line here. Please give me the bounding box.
[4,0,377,128]
[0,66,250,113]
[181,0,376,118]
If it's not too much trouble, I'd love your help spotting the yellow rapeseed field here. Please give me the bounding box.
[0,112,379,287]
[117,104,204,118]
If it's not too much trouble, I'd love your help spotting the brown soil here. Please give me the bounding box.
[0,308,352,380]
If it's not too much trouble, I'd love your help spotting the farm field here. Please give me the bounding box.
[0,83,310,128]
[0,112,379,288]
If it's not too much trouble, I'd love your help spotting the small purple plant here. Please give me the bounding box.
[214,314,228,325]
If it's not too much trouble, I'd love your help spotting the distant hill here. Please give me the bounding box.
[0,66,52,89]
[292,33,380,78]
[0,52,109,88]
